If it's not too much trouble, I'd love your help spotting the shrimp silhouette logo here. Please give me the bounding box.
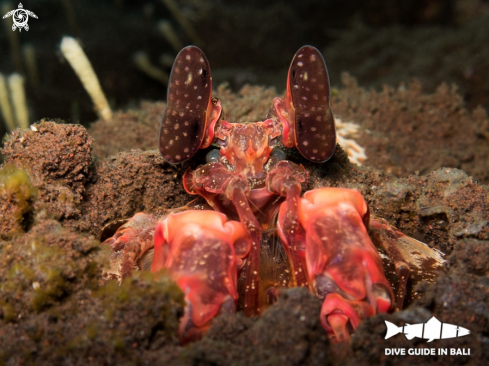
[2,3,38,32]
[385,316,470,342]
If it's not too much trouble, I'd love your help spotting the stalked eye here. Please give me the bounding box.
[287,46,336,163]
[270,148,287,162]
[206,149,221,163]
[159,46,213,163]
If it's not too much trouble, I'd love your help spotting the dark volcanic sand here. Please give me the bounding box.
[0,84,488,365]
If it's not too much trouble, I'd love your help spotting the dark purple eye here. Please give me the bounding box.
[159,46,212,163]
[288,46,336,162]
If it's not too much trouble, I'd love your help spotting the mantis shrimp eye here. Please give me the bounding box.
[206,149,222,163]
[270,148,287,161]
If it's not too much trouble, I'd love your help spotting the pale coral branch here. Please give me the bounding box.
[157,20,184,52]
[133,51,169,85]
[0,73,16,130]
[8,73,29,129]
[60,36,112,121]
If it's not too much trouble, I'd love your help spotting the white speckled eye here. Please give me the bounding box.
[159,46,213,163]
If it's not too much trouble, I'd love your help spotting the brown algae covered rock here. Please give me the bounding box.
[65,149,191,235]
[0,192,184,364]
[1,122,191,236]
[89,101,165,159]
[216,84,280,123]
[0,166,37,239]
[155,288,331,366]
[1,122,93,220]
[0,269,184,365]
[331,75,489,184]
[64,273,185,364]
[368,168,489,253]
[0,219,104,321]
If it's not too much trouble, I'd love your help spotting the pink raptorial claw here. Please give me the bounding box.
[326,313,351,343]
[151,210,249,341]
[286,187,394,341]
[182,162,263,317]
[102,213,157,280]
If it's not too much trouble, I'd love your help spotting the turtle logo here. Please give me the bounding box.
[3,3,38,32]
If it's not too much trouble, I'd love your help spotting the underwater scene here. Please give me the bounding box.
[0,0,488,365]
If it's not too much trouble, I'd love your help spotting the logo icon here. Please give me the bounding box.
[385,316,470,342]
[2,3,38,32]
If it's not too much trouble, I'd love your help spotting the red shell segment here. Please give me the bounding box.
[219,122,274,178]
[278,187,394,341]
[151,210,248,331]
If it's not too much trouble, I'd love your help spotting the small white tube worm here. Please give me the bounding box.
[157,20,184,52]
[8,73,29,129]
[0,73,16,130]
[133,51,169,85]
[161,0,203,46]
[60,36,112,121]
[22,44,40,88]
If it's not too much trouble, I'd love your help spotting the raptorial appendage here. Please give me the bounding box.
[151,210,249,341]
[281,188,394,342]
